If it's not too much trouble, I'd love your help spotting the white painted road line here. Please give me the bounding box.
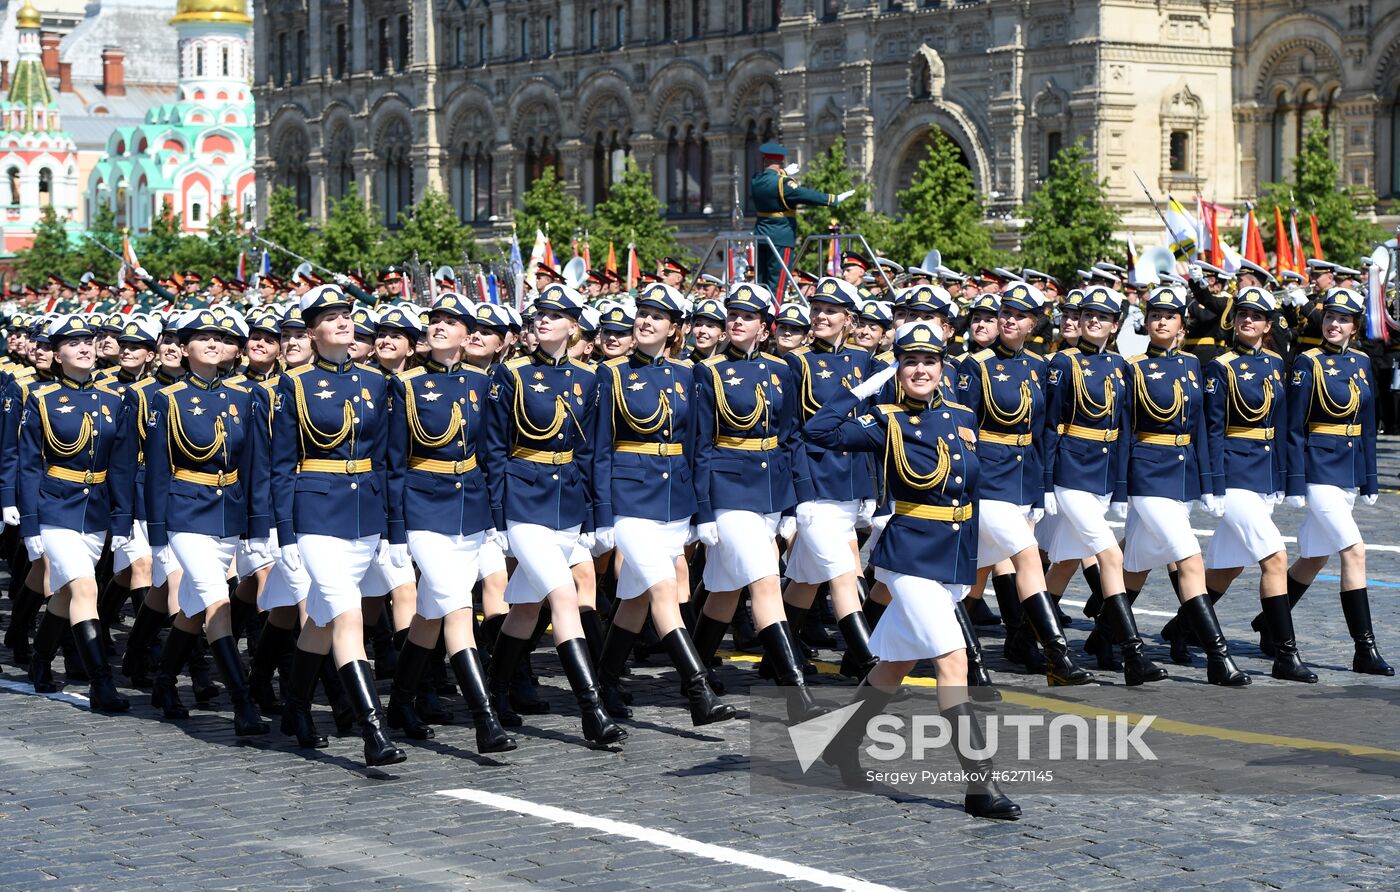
[1106,521,1400,554]
[1059,598,1176,619]
[0,676,91,707]
[436,787,905,892]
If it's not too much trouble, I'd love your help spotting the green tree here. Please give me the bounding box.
[515,168,591,257]
[203,202,248,276]
[1256,118,1384,267]
[795,136,894,264]
[386,188,475,270]
[134,200,189,277]
[258,185,319,276]
[318,184,390,277]
[1019,139,1122,286]
[591,157,683,268]
[890,131,1001,273]
[71,203,124,281]
[14,205,77,283]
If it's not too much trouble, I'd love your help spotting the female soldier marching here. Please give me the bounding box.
[383,292,516,753]
[18,315,136,712]
[1281,287,1391,676]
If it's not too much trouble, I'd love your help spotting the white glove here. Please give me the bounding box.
[777,515,797,539]
[1200,493,1225,518]
[1363,493,1379,507]
[577,531,596,550]
[279,543,302,572]
[851,363,897,401]
[1028,507,1045,524]
[697,522,720,547]
[2,506,19,526]
[783,162,800,177]
[857,499,877,526]
[24,535,44,559]
[1187,263,1203,280]
[334,273,351,286]
[1043,491,1058,517]
[246,538,273,560]
[594,526,615,550]
[1109,502,1129,520]
[387,542,411,568]
[110,535,131,552]
[486,528,508,550]
[1285,495,1307,509]
[134,266,149,279]
[1286,287,1310,308]
[834,189,856,204]
[1267,491,1284,506]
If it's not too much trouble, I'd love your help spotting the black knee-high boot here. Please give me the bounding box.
[280,648,328,748]
[952,599,1001,701]
[819,681,899,785]
[1020,592,1092,685]
[28,608,67,693]
[556,637,627,746]
[4,585,43,666]
[449,647,516,753]
[663,628,735,726]
[120,601,165,687]
[730,591,762,652]
[370,610,397,680]
[386,630,435,740]
[837,612,878,681]
[1253,575,1309,657]
[690,610,729,694]
[1261,595,1317,683]
[1099,594,1168,686]
[579,606,607,666]
[477,613,505,665]
[248,620,294,713]
[96,580,131,654]
[186,635,222,704]
[487,631,530,728]
[1179,595,1249,686]
[962,594,1000,627]
[209,635,270,735]
[945,702,1022,820]
[509,609,552,716]
[414,638,454,724]
[759,601,816,679]
[338,660,407,766]
[71,619,129,713]
[1080,562,1105,618]
[1340,588,1395,676]
[319,657,356,735]
[993,574,1046,673]
[1162,588,1225,664]
[596,621,636,719]
[758,621,822,723]
[151,626,197,719]
[862,596,889,630]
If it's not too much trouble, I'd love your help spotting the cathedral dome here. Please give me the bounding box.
[170,0,252,26]
[16,0,41,30]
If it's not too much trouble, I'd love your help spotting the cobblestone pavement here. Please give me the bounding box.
[2,441,1400,890]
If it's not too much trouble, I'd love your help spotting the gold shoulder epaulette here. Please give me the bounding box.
[506,356,532,370]
[570,358,597,373]
[354,362,380,374]
[875,403,905,416]
[1263,349,1282,360]
[972,348,995,363]
[603,356,629,369]
[701,354,725,367]
[671,356,693,368]
[159,381,187,396]
[399,366,427,380]
[287,364,316,378]
[762,352,785,363]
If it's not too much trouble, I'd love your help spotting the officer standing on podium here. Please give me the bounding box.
[749,144,853,298]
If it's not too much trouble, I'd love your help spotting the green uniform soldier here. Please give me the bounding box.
[749,143,852,298]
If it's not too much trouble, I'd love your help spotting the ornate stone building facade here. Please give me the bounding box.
[252,0,1400,250]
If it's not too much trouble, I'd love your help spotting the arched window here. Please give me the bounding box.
[327,131,354,201]
[377,18,389,73]
[38,169,53,207]
[381,120,413,227]
[222,46,230,77]
[662,1,674,40]
[294,31,307,83]
[454,27,465,66]
[589,9,599,49]
[591,130,630,207]
[196,46,204,77]
[478,24,488,65]
[525,136,558,188]
[742,117,775,212]
[616,5,626,47]
[335,25,347,77]
[520,18,530,58]
[397,14,410,70]
[545,15,554,55]
[1270,94,1288,182]
[667,125,709,215]
[691,0,703,37]
[455,142,494,222]
[6,167,20,206]
[191,201,203,223]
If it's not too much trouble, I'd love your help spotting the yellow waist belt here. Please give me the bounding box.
[979,430,1033,446]
[46,466,107,485]
[408,456,478,475]
[297,458,373,474]
[1307,422,1360,436]
[756,211,796,218]
[714,435,779,451]
[893,501,974,522]
[1059,424,1118,442]
[615,441,684,456]
[1136,433,1192,446]
[511,447,574,464]
[1225,426,1274,440]
[173,468,239,486]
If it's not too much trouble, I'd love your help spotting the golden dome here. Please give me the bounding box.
[16,0,42,30]
[170,0,252,26]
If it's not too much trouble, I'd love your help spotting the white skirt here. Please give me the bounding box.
[169,532,238,617]
[976,499,1037,567]
[408,529,483,619]
[614,516,690,600]
[784,499,860,584]
[361,538,417,598]
[1123,496,1200,573]
[479,535,507,579]
[298,534,380,627]
[1048,487,1116,563]
[1205,489,1286,569]
[235,528,278,577]
[260,542,311,611]
[702,509,780,592]
[40,525,105,591]
[112,519,152,574]
[1297,484,1362,559]
[869,568,967,661]
[504,522,582,605]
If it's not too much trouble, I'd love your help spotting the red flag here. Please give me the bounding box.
[1273,206,1293,276]
[1243,204,1267,267]
[1309,212,1323,261]
[605,242,617,275]
[581,235,592,270]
